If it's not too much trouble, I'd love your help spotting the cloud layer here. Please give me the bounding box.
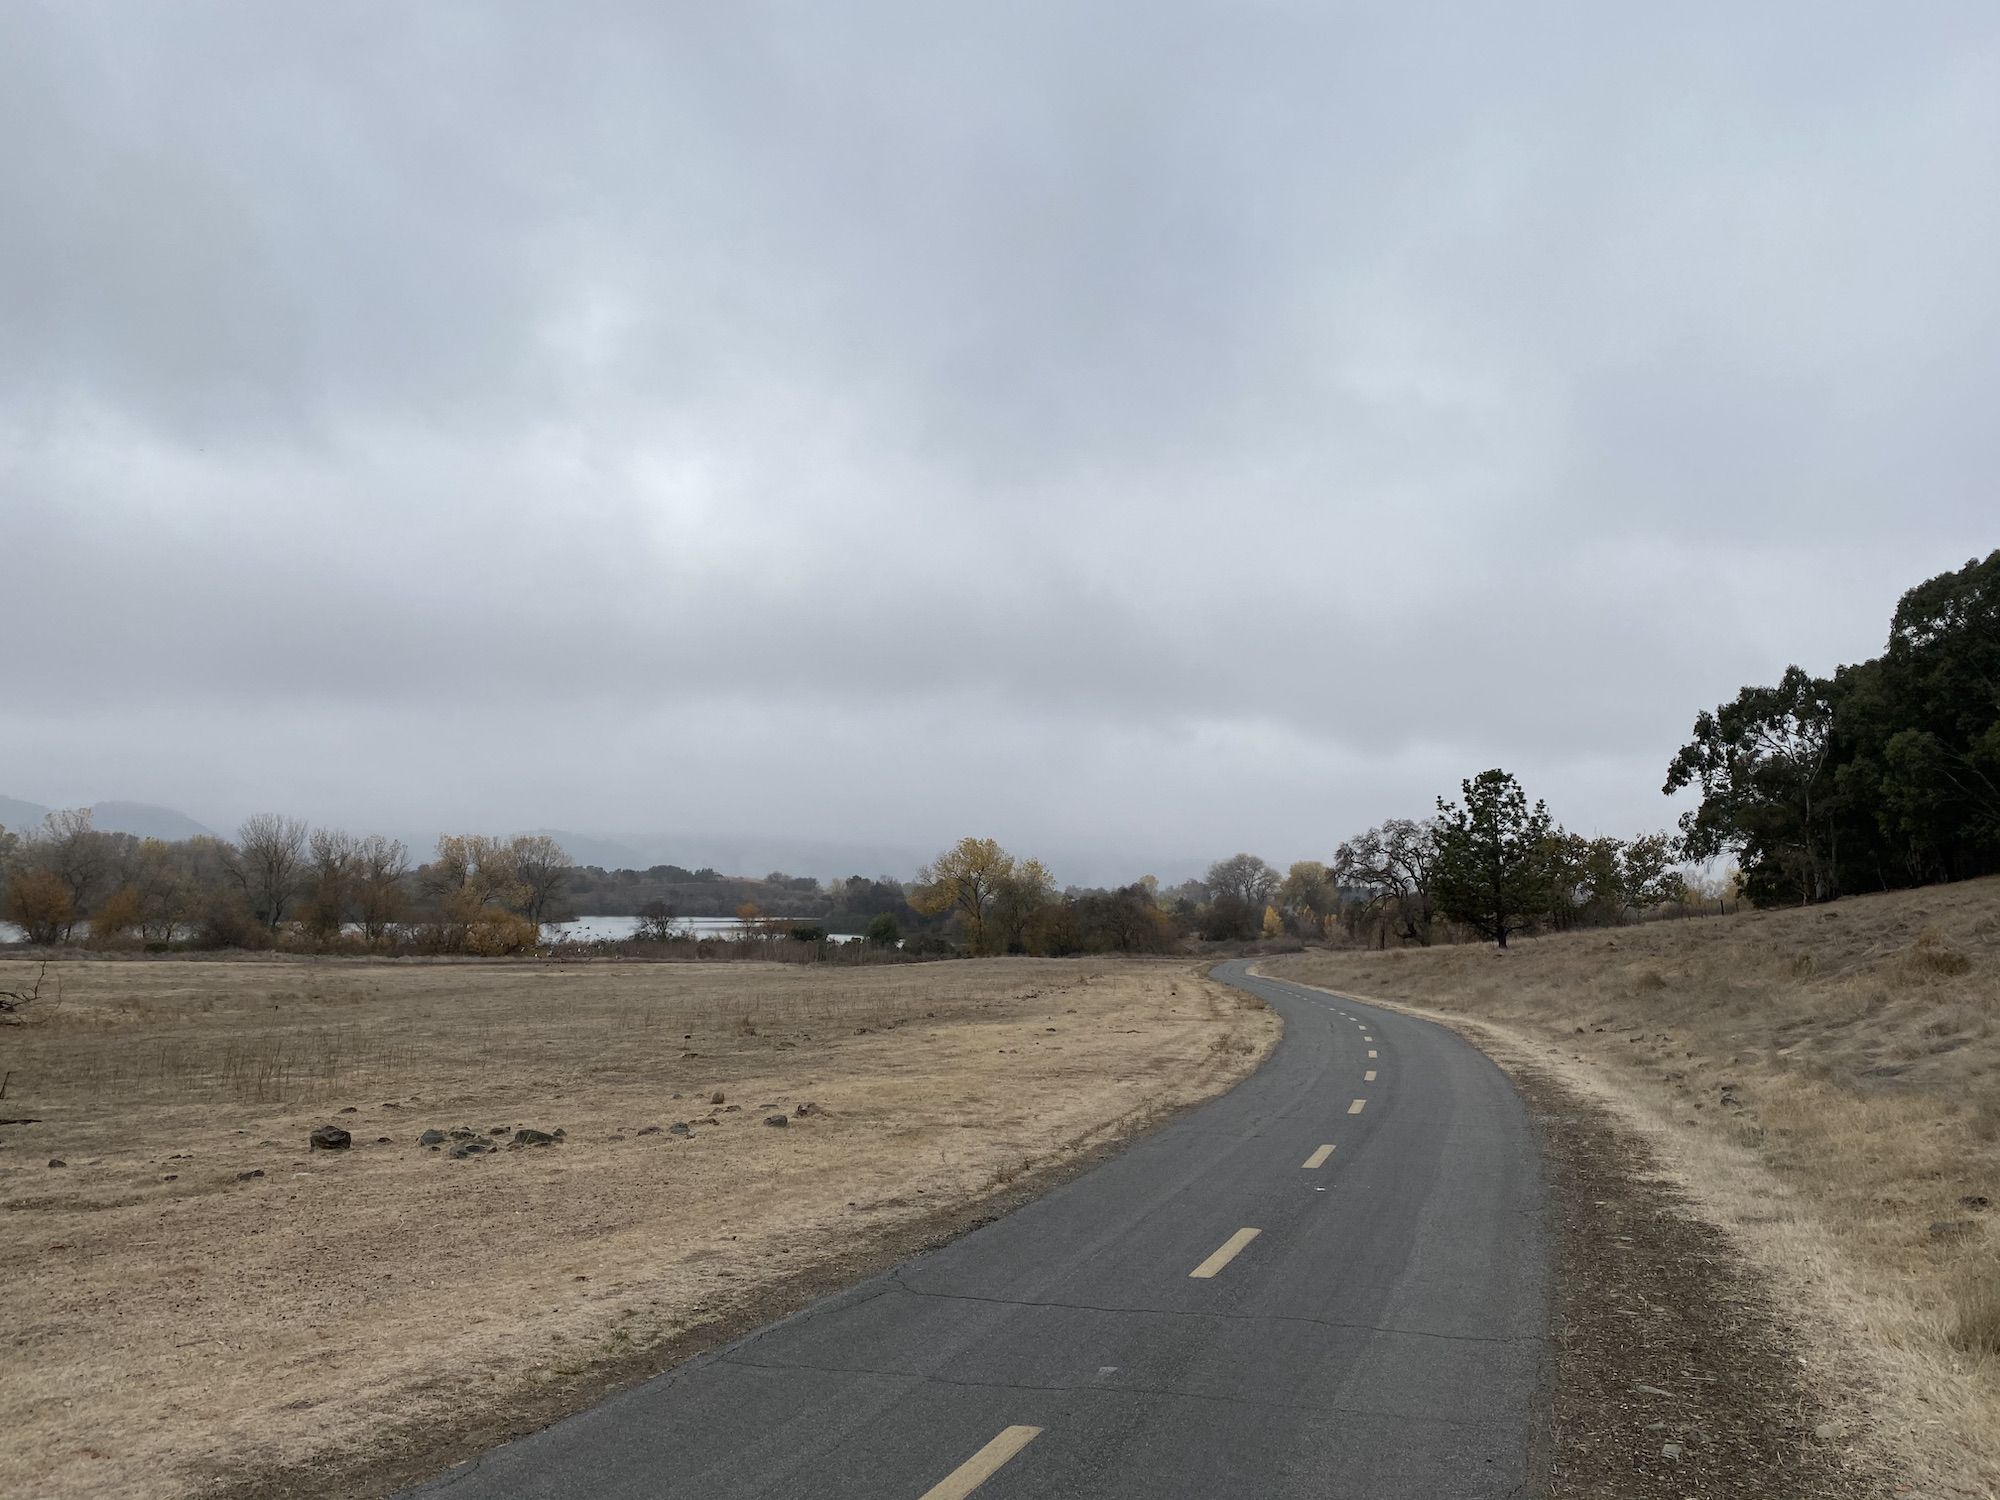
[4,2,1995,879]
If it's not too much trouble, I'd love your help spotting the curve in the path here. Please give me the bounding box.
[405,962,1549,1500]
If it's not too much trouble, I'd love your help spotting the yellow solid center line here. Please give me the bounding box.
[1348,1098,1367,1114]
[1302,1144,1335,1169]
[918,1425,1044,1500]
[1189,1227,1261,1278]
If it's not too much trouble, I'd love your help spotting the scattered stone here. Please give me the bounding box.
[1632,1384,1671,1397]
[47,1158,65,1168]
[637,1125,662,1136]
[607,1134,627,1142]
[374,1136,392,1144]
[1660,1442,1683,1459]
[512,1128,558,1148]
[419,1129,447,1147]
[448,1128,475,1140]
[1929,1218,1977,1239]
[553,1128,566,1140]
[492,1126,510,1137]
[1814,1421,1845,1441]
[237,1169,265,1181]
[710,1090,726,1105]
[1961,1195,1991,1211]
[794,1101,821,1117]
[338,1106,358,1114]
[162,1173,178,1181]
[382,1102,400,1109]
[309,1125,352,1151]
[723,1104,741,1113]
[447,1144,482,1160]
[763,1114,790,1127]
[669,1123,692,1137]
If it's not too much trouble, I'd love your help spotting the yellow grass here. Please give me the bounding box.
[0,954,1276,1499]
[1266,877,2000,1496]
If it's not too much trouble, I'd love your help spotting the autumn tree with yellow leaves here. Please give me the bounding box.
[911,837,1017,955]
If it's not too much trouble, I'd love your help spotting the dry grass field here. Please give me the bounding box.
[0,954,1276,1500]
[1266,878,2000,1497]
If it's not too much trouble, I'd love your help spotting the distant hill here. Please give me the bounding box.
[90,802,217,841]
[0,795,50,833]
[0,796,216,842]
[523,829,652,871]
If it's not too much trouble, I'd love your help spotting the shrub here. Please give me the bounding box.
[88,886,143,946]
[1950,1263,2000,1358]
[464,911,538,957]
[1904,928,1973,979]
[3,868,75,944]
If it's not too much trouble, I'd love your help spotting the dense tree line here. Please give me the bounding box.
[0,812,572,955]
[1318,776,1693,950]
[1667,549,1999,904]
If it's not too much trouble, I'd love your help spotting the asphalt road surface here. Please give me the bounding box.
[406,961,1548,1499]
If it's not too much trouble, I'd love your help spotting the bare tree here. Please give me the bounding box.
[234,814,309,930]
[507,834,572,926]
[128,839,196,943]
[302,828,359,940]
[1204,853,1279,909]
[28,808,116,939]
[352,835,410,942]
[1334,818,1438,946]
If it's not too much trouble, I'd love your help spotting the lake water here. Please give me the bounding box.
[544,915,862,943]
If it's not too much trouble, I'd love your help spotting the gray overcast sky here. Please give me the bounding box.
[3,2,1995,882]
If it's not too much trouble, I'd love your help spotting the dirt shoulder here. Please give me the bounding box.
[0,955,1277,1500]
[1497,1035,1871,1498]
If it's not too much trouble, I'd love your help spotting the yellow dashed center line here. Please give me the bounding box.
[1368,1050,1377,1058]
[1348,1099,1367,1115]
[1364,1070,1377,1082]
[1189,1227,1261,1279]
[918,1426,1044,1500]
[1302,1144,1336,1169]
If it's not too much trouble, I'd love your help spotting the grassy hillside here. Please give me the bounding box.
[1266,879,2000,1490]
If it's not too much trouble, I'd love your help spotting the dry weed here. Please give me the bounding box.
[1952,1261,2000,1360]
